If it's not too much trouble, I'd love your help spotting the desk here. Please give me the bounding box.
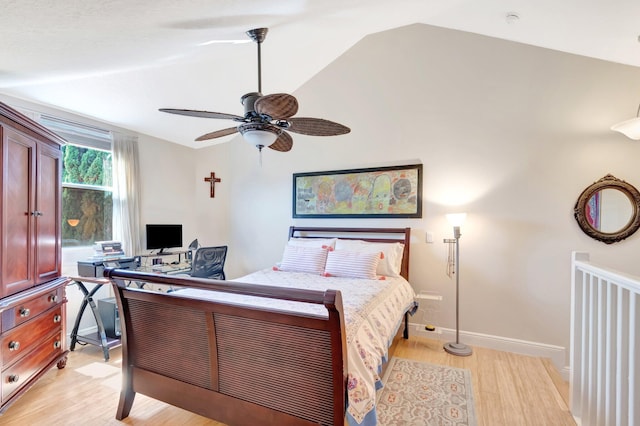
[136,262,192,275]
[68,276,120,361]
[137,250,189,264]
[130,263,192,293]
[68,265,193,361]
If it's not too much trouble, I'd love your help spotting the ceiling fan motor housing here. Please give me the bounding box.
[241,92,262,115]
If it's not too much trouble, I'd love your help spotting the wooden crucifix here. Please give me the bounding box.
[203,172,221,198]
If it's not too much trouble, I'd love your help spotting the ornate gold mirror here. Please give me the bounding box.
[574,174,640,244]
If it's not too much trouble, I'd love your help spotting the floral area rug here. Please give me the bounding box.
[376,357,477,426]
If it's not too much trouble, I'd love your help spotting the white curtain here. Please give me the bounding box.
[111,132,141,256]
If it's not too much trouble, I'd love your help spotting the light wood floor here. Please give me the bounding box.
[1,337,575,425]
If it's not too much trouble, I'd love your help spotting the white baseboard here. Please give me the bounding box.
[409,322,569,381]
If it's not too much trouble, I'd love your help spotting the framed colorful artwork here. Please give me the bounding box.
[293,164,422,218]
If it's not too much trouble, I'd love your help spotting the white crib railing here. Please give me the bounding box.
[571,252,639,426]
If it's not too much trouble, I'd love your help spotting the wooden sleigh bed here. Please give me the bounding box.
[104,227,414,426]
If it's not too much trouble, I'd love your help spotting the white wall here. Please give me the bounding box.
[190,140,233,250]
[137,133,198,251]
[192,24,640,369]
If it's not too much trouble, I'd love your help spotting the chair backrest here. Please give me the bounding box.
[191,246,227,280]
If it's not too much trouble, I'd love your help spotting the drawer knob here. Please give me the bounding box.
[53,340,61,349]
[49,294,59,303]
[8,341,20,351]
[8,374,19,383]
[19,307,30,317]
[53,314,62,323]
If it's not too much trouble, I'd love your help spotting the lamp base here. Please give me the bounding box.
[443,341,473,357]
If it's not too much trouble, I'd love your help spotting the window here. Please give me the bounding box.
[19,111,115,248]
[61,145,113,247]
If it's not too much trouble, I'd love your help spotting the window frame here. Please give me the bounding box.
[60,141,114,248]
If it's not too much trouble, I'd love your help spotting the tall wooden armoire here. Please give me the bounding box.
[0,101,68,413]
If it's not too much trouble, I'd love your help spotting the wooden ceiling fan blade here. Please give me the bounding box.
[287,117,351,136]
[268,131,293,152]
[195,127,239,141]
[255,93,299,118]
[160,108,244,121]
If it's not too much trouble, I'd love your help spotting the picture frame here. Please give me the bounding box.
[293,164,422,218]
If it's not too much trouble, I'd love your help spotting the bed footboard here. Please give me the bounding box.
[105,268,347,426]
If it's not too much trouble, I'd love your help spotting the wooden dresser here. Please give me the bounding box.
[0,101,68,413]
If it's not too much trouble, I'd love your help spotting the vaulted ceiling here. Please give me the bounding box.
[2,0,639,148]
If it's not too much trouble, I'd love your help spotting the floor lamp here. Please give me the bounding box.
[443,213,472,357]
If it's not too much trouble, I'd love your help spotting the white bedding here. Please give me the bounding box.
[175,268,416,425]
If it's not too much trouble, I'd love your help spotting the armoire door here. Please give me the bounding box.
[1,126,37,297]
[35,142,62,283]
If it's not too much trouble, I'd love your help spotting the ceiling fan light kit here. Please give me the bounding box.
[239,122,280,150]
[611,103,640,140]
[159,27,350,155]
[611,117,640,140]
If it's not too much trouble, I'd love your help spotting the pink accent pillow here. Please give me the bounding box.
[278,245,329,275]
[323,250,381,279]
[334,239,404,277]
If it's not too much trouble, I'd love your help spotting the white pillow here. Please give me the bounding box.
[334,239,404,277]
[287,237,337,249]
[323,250,380,280]
[279,245,329,275]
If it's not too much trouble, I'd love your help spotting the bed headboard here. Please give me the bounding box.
[288,226,411,280]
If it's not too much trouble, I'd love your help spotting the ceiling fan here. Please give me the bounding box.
[159,28,350,153]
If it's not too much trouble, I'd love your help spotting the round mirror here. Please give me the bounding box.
[574,174,640,244]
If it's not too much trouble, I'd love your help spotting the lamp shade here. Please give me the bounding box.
[239,122,281,149]
[446,213,467,227]
[241,128,278,148]
[611,117,640,140]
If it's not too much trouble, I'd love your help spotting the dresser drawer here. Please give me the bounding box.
[1,287,62,332]
[1,331,63,403]
[2,306,62,366]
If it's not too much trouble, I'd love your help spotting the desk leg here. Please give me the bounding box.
[69,280,112,361]
[90,298,111,361]
[69,280,90,352]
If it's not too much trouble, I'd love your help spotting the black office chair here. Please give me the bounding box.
[190,246,227,280]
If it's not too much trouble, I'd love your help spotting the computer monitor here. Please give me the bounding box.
[145,224,183,253]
